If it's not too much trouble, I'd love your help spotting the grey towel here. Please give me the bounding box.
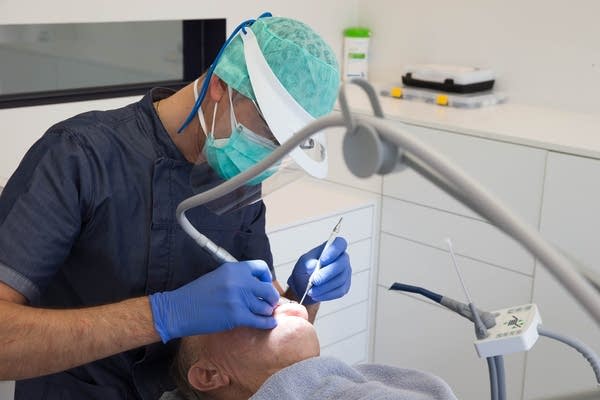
[250,357,458,400]
[160,357,458,400]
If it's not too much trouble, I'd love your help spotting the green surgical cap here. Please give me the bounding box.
[214,17,340,118]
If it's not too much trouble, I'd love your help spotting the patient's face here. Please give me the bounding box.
[215,299,318,378]
[182,298,319,398]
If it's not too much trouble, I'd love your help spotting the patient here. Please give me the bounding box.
[169,298,318,400]
[162,298,457,400]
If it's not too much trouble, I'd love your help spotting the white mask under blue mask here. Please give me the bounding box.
[194,81,278,185]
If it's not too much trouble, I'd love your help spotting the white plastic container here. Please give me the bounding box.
[343,27,371,81]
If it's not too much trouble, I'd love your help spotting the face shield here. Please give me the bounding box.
[188,24,329,216]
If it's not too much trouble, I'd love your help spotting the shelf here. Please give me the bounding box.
[341,84,600,160]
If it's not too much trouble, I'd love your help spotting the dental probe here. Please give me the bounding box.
[299,217,343,305]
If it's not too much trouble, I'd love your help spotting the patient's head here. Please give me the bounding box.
[174,298,319,400]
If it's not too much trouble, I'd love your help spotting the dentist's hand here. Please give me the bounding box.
[149,260,280,342]
[287,237,352,305]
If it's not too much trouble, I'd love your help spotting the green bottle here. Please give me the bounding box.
[343,27,371,81]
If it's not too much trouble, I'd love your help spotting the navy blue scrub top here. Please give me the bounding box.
[0,88,274,400]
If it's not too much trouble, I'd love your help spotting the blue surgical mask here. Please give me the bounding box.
[195,82,278,185]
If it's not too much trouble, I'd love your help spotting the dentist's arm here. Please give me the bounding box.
[0,259,279,380]
[0,281,160,380]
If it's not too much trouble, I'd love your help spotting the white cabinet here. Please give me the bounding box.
[523,153,600,399]
[382,197,535,275]
[376,121,546,400]
[377,233,533,311]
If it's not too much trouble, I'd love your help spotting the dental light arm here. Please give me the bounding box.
[176,80,600,326]
[176,114,345,265]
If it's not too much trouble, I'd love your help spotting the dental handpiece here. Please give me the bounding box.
[299,217,343,305]
[195,232,238,264]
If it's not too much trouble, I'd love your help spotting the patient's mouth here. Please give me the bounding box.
[274,298,308,320]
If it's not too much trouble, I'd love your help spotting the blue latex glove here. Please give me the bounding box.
[149,260,280,342]
[287,237,352,305]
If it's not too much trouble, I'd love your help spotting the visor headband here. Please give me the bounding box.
[240,27,328,179]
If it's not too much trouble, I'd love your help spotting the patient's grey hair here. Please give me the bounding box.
[171,339,211,400]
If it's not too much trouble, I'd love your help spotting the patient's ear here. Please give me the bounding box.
[187,361,230,392]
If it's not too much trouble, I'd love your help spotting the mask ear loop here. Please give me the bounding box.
[193,79,208,136]
[194,78,218,138]
[210,102,218,137]
[227,86,239,130]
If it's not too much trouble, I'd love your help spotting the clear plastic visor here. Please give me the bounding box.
[190,87,326,215]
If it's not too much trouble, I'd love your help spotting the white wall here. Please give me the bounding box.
[0,0,356,55]
[359,0,600,115]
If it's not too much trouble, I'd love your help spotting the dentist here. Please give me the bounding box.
[0,13,351,400]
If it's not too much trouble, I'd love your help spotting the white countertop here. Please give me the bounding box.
[343,85,600,160]
[264,178,377,232]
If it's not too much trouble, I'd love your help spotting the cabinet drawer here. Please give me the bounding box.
[275,264,371,316]
[382,197,534,274]
[378,233,532,311]
[347,239,372,274]
[383,124,546,225]
[315,301,368,347]
[318,269,370,317]
[320,331,368,366]
[268,206,373,266]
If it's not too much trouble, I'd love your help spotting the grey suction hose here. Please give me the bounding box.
[440,297,497,329]
[538,327,600,384]
[487,357,499,400]
[494,356,506,400]
[468,301,503,400]
[389,282,497,328]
